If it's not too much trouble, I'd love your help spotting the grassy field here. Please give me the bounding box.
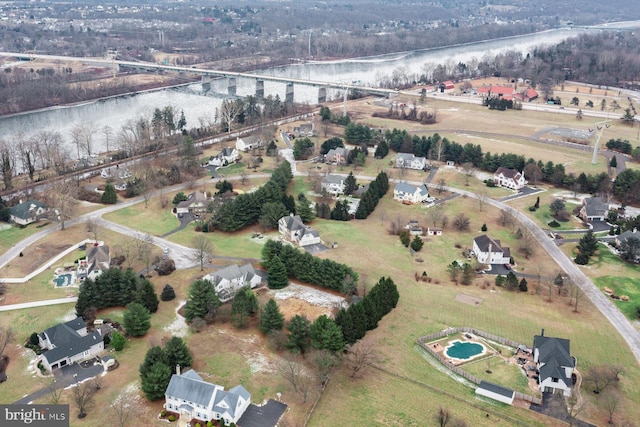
[167,224,269,260]
[103,201,180,236]
[462,354,531,395]
[0,221,54,257]
[505,187,587,231]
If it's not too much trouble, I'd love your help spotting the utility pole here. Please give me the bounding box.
[591,119,611,164]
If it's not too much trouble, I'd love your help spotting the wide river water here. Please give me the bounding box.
[1,20,639,156]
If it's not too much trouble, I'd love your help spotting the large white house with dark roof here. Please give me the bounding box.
[236,135,263,152]
[393,182,429,204]
[8,199,50,225]
[493,167,526,190]
[37,317,104,371]
[208,147,239,167]
[77,243,110,282]
[396,153,426,170]
[202,264,262,303]
[165,368,251,425]
[321,174,345,195]
[278,214,321,247]
[533,330,575,396]
[473,234,511,265]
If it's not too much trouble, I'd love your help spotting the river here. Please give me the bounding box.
[1,21,639,157]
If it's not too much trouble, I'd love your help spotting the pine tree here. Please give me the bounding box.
[141,361,172,401]
[110,331,126,351]
[505,272,519,291]
[135,279,159,313]
[139,346,168,377]
[160,284,176,301]
[349,302,368,342]
[330,200,351,221]
[310,315,344,352]
[296,196,316,223]
[75,278,99,317]
[259,299,285,334]
[164,337,192,374]
[519,278,528,292]
[610,156,617,168]
[101,183,117,204]
[399,230,411,247]
[410,235,424,252]
[362,296,381,330]
[344,172,358,195]
[123,302,151,337]
[183,279,220,322]
[267,255,289,289]
[286,314,311,353]
[231,286,259,328]
[577,230,598,258]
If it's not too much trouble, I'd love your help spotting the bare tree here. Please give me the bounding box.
[477,190,487,212]
[435,407,451,427]
[599,389,621,424]
[311,349,341,387]
[0,325,15,357]
[435,178,446,195]
[86,219,100,242]
[277,355,305,393]
[452,213,470,231]
[518,228,536,259]
[586,365,617,394]
[102,125,114,157]
[45,379,64,404]
[191,235,213,271]
[462,162,474,186]
[111,391,140,427]
[498,209,514,229]
[566,394,585,426]
[220,99,245,137]
[48,179,78,230]
[344,342,377,378]
[73,378,100,419]
[428,204,444,227]
[134,234,155,273]
[0,140,16,190]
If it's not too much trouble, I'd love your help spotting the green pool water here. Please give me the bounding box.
[53,273,73,287]
[445,340,484,360]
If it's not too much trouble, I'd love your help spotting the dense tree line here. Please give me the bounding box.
[605,138,640,160]
[354,171,389,219]
[75,268,159,318]
[334,277,399,345]
[211,161,292,231]
[140,337,192,401]
[262,240,359,292]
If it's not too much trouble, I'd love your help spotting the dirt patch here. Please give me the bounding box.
[5,243,72,277]
[455,293,483,306]
[268,283,346,321]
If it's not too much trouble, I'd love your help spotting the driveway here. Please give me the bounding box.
[529,392,595,427]
[498,186,544,202]
[237,399,287,427]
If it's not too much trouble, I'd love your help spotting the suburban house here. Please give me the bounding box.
[396,153,427,170]
[208,147,239,167]
[77,243,111,282]
[579,197,609,222]
[175,191,210,217]
[533,330,575,396]
[493,167,526,190]
[473,234,511,265]
[427,227,443,236]
[202,263,262,303]
[278,214,321,247]
[321,174,345,195]
[37,317,104,371]
[513,88,539,102]
[393,182,429,204]
[475,381,515,405]
[113,181,127,192]
[293,122,314,137]
[165,368,251,426]
[325,147,350,165]
[236,135,263,152]
[477,85,514,100]
[406,220,423,236]
[8,199,50,225]
[100,167,131,180]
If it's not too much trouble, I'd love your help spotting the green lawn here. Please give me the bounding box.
[0,222,54,256]
[215,162,248,177]
[167,224,269,260]
[462,355,531,395]
[594,276,640,320]
[103,202,180,236]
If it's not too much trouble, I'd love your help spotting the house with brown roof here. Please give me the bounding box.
[325,147,350,165]
[493,167,526,190]
[513,88,539,102]
[477,85,514,100]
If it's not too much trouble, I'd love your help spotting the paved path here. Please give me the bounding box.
[0,297,78,312]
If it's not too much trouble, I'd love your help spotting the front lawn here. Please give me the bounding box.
[103,202,180,236]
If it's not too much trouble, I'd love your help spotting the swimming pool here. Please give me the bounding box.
[444,340,485,361]
[53,273,73,287]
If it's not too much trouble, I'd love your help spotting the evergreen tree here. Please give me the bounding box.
[267,255,288,289]
[164,337,192,374]
[282,194,296,214]
[183,279,220,323]
[362,295,381,330]
[461,263,475,285]
[505,272,519,291]
[519,278,528,292]
[135,279,159,313]
[296,196,316,223]
[231,286,259,328]
[259,299,285,334]
[373,277,400,315]
[310,315,345,352]
[286,314,311,353]
[610,155,617,168]
[577,230,599,258]
[123,302,151,337]
[101,183,117,204]
[335,308,357,344]
[110,331,126,351]
[75,278,99,317]
[139,346,168,377]
[349,302,368,342]
[141,361,172,401]
[410,235,424,252]
[374,140,389,159]
[160,284,176,301]
[344,172,358,195]
[172,192,188,205]
[330,200,351,221]
[399,230,411,247]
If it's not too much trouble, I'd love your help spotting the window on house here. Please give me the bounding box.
[552,378,559,383]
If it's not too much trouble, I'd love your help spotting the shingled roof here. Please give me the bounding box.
[40,317,102,364]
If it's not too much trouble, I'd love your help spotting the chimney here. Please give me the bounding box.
[176,364,181,376]
[541,328,545,337]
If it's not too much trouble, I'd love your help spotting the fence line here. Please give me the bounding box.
[417,327,542,406]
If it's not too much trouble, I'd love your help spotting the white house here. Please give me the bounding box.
[77,243,110,282]
[472,234,511,265]
[396,153,426,170]
[164,368,251,426]
[427,227,442,236]
[293,122,314,137]
[37,317,104,371]
[100,167,131,180]
[321,174,345,195]
[202,264,262,303]
[8,199,50,225]
[175,191,210,217]
[208,147,239,167]
[533,330,575,396]
[493,167,526,190]
[393,182,429,204]
[475,381,515,405]
[579,197,608,222]
[278,214,321,247]
[236,135,263,152]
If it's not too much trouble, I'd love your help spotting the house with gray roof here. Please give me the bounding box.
[325,147,350,165]
[208,147,239,167]
[579,197,609,222]
[393,182,429,204]
[321,174,345,195]
[475,381,515,405]
[493,167,526,190]
[164,368,251,425]
[8,199,50,225]
[278,214,321,247]
[175,191,210,217]
[396,153,426,170]
[37,317,104,371]
[533,330,575,396]
[202,264,262,303]
[77,243,110,282]
[472,234,511,265]
[236,135,264,152]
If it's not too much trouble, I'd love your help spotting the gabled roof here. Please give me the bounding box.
[533,334,574,385]
[166,371,219,407]
[582,197,608,217]
[176,191,208,209]
[618,230,640,244]
[322,174,344,185]
[280,214,305,231]
[394,182,418,194]
[221,147,236,156]
[494,167,521,180]
[473,234,505,254]
[204,264,256,286]
[396,152,416,161]
[477,380,515,398]
[228,384,251,401]
[9,199,49,220]
[239,135,260,144]
[41,317,103,364]
[326,147,349,158]
[87,245,110,266]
